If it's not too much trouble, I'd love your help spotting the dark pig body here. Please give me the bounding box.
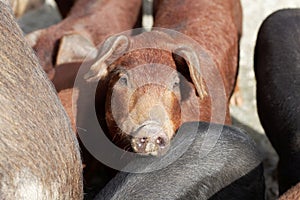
[95,122,265,200]
[254,9,300,195]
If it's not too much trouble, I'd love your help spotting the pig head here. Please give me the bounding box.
[80,0,242,156]
[84,30,229,156]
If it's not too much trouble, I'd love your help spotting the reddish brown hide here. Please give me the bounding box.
[26,0,142,80]
[154,0,242,98]
[85,0,242,156]
[25,0,143,193]
[26,0,142,131]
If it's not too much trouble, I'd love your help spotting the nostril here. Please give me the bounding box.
[139,137,147,144]
[136,137,148,150]
[156,137,166,148]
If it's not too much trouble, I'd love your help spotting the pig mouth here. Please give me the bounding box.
[130,121,170,156]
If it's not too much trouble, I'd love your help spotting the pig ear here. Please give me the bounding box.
[174,47,207,99]
[84,35,130,82]
[56,33,97,66]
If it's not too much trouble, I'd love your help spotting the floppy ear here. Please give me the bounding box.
[173,47,207,99]
[84,35,130,82]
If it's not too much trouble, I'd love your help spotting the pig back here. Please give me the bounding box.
[154,0,242,99]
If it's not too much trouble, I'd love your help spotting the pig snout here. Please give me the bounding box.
[131,122,170,156]
[107,77,181,156]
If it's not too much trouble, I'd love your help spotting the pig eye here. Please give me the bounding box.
[119,75,128,86]
[173,80,180,89]
[171,74,180,90]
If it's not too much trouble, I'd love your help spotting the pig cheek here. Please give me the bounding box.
[163,91,181,139]
[106,86,132,135]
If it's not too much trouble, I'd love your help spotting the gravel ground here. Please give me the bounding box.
[17,1,300,199]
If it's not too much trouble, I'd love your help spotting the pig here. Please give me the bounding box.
[25,0,143,195]
[94,122,265,200]
[254,9,300,195]
[83,0,242,156]
[0,1,83,199]
[25,0,143,132]
[25,0,143,194]
[26,0,142,80]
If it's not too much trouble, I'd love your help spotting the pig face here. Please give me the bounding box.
[85,34,207,156]
[105,63,182,156]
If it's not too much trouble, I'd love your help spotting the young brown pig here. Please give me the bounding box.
[84,0,242,156]
[26,0,142,80]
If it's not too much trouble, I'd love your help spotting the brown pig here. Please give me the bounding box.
[26,0,142,80]
[25,0,143,133]
[84,0,242,156]
[25,0,143,194]
[0,1,82,199]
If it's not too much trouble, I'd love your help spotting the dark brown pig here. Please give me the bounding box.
[0,1,82,199]
[84,0,242,156]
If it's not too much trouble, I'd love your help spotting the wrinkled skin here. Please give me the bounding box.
[254,9,300,195]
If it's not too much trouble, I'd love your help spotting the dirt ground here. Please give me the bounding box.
[17,0,300,199]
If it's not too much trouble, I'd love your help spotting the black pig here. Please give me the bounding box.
[255,8,300,195]
[95,122,265,200]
